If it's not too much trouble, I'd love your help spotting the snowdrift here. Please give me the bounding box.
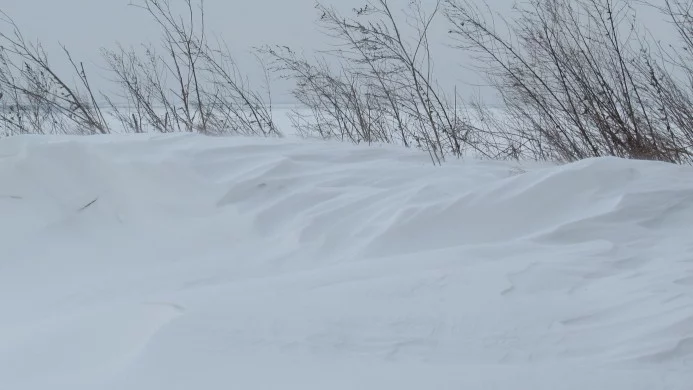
[1,133,692,389]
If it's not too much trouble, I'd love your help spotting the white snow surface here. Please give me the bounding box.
[1,133,692,389]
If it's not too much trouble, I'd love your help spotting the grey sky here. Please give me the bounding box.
[0,0,679,104]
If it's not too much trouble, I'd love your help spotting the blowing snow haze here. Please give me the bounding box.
[2,0,670,105]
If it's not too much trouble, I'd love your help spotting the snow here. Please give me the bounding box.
[1,133,692,389]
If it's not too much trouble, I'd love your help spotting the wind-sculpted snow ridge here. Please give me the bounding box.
[0,133,691,389]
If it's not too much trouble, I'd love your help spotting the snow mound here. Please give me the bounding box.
[1,133,692,389]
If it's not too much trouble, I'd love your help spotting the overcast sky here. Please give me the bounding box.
[0,0,678,104]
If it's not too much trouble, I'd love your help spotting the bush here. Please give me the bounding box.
[445,0,693,163]
[103,0,279,136]
[0,11,109,136]
[0,0,278,138]
[266,0,487,164]
[4,0,693,166]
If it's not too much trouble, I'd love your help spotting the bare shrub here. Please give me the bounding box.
[267,47,391,144]
[201,42,279,136]
[445,0,693,163]
[267,0,486,164]
[102,44,172,133]
[646,0,693,156]
[102,0,278,136]
[0,11,109,136]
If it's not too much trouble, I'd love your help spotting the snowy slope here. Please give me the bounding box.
[0,133,692,390]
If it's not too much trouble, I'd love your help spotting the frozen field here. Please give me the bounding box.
[0,133,692,389]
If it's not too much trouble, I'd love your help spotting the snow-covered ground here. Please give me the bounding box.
[1,133,692,389]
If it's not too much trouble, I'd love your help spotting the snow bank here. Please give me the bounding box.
[1,133,691,389]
